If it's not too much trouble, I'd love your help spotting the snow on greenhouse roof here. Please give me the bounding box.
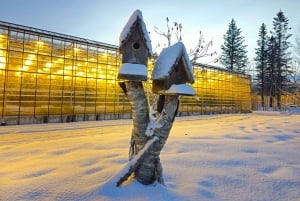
[152,42,194,83]
[119,9,152,55]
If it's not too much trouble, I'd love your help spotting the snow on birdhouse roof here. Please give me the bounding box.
[118,63,147,81]
[119,9,152,55]
[152,42,194,83]
[158,84,196,96]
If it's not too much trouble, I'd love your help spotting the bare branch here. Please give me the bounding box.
[189,31,217,63]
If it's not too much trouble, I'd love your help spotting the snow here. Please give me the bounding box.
[158,83,196,96]
[118,63,147,77]
[119,9,152,55]
[152,42,194,83]
[1,111,300,201]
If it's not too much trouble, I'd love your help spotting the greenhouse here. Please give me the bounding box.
[0,21,251,125]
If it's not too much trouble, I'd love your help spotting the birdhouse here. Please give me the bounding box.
[152,42,195,96]
[118,9,152,81]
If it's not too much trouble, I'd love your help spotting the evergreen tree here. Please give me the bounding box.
[266,36,277,108]
[220,19,248,73]
[271,10,292,108]
[254,23,269,108]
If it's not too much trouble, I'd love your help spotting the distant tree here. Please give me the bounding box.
[287,59,300,105]
[265,36,277,107]
[254,23,269,108]
[220,18,248,73]
[294,27,300,60]
[154,17,216,63]
[287,28,300,105]
[270,10,292,109]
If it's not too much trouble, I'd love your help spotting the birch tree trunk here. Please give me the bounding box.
[135,95,179,185]
[125,81,149,154]
[123,80,179,185]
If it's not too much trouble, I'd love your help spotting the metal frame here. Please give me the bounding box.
[0,21,251,125]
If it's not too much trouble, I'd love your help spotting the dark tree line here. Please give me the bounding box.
[254,10,292,109]
[220,10,294,109]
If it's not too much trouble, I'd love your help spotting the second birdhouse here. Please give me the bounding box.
[118,9,152,81]
[152,42,195,96]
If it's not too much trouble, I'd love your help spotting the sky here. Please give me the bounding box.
[0,0,299,65]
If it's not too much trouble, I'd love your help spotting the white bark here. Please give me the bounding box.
[118,83,179,186]
[117,81,179,186]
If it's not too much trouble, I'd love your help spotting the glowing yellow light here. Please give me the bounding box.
[37,40,44,47]
[0,63,5,69]
[46,62,52,68]
[57,70,63,74]
[28,54,35,59]
[56,58,63,63]
[25,60,32,66]
[100,52,108,58]
[77,71,84,76]
[0,56,6,69]
[99,74,105,79]
[74,47,80,52]
[65,66,73,70]
[20,66,28,71]
[87,73,95,78]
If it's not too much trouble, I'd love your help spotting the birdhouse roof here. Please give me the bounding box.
[119,9,152,55]
[152,42,194,83]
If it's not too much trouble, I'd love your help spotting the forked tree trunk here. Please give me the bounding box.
[125,81,149,154]
[123,81,179,185]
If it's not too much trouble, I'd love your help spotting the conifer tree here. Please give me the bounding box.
[254,23,269,108]
[220,19,248,73]
[271,10,292,108]
[266,36,277,107]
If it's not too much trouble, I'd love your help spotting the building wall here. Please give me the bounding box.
[0,21,251,125]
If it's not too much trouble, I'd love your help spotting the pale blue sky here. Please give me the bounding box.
[0,0,299,64]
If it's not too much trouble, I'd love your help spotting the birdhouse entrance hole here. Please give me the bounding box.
[132,42,140,50]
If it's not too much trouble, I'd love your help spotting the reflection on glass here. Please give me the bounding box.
[0,22,251,124]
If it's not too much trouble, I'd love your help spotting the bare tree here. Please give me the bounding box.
[289,60,300,104]
[154,17,174,47]
[154,17,216,63]
[294,27,300,60]
[189,31,217,63]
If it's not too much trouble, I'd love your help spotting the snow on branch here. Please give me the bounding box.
[116,136,159,187]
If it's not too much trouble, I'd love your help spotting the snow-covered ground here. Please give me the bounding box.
[1,111,300,201]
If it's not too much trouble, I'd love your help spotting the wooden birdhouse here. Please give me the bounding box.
[118,9,152,81]
[152,42,195,96]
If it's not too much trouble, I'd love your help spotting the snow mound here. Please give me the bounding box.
[284,106,300,115]
[93,180,185,201]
